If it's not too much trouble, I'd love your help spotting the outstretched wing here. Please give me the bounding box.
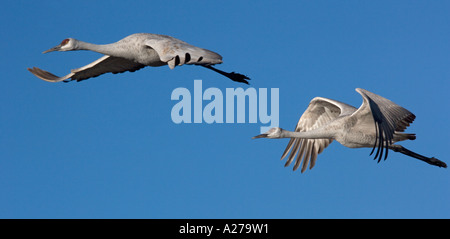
[353,88,416,162]
[144,34,223,69]
[282,97,357,173]
[28,55,146,82]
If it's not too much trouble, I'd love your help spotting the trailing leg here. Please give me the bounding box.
[389,144,447,168]
[201,65,250,84]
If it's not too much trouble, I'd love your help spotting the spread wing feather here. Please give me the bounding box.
[353,88,415,162]
[281,97,357,173]
[28,55,146,82]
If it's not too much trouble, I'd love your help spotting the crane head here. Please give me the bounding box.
[43,38,76,53]
[252,127,283,139]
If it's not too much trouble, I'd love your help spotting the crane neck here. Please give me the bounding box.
[75,40,124,56]
[280,129,334,139]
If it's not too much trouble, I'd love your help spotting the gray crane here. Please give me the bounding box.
[28,33,250,84]
[253,88,446,173]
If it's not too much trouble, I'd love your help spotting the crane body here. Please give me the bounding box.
[254,88,446,172]
[28,33,250,84]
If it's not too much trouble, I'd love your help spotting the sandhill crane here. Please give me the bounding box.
[27,33,250,84]
[253,88,446,173]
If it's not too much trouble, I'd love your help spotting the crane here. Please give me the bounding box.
[253,88,446,173]
[27,33,250,84]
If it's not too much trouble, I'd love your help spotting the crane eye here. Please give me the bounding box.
[61,39,70,46]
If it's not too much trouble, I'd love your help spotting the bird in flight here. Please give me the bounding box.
[253,88,446,173]
[28,33,250,84]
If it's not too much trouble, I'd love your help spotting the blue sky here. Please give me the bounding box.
[1,0,449,218]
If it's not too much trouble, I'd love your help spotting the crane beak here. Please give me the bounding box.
[42,45,61,54]
[252,133,268,139]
